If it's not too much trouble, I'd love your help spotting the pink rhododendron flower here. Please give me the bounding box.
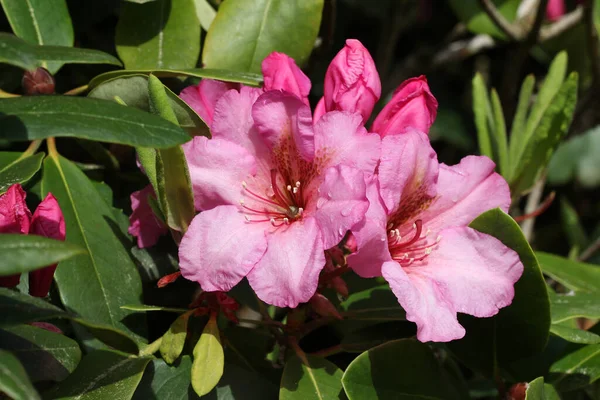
[179,88,380,307]
[546,0,566,21]
[0,184,66,297]
[320,39,381,123]
[371,76,438,136]
[348,130,523,342]
[128,185,168,248]
[180,80,239,127]
[262,52,311,105]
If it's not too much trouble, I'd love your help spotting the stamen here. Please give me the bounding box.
[283,218,290,224]
[239,199,245,205]
[295,181,301,188]
[298,208,304,215]
[292,187,299,194]
[270,218,276,226]
[287,185,292,191]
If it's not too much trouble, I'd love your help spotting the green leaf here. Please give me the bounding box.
[202,0,324,73]
[89,68,263,89]
[560,197,589,255]
[45,350,151,400]
[0,151,21,169]
[0,234,85,276]
[447,0,520,39]
[116,0,200,70]
[525,377,560,400]
[121,304,188,313]
[0,152,44,194]
[41,155,147,343]
[0,349,40,400]
[70,318,140,355]
[548,125,600,188]
[448,209,550,376]
[0,324,81,382]
[160,311,193,364]
[550,344,600,391]
[472,73,494,160]
[194,0,216,31]
[340,322,416,353]
[0,33,122,71]
[537,252,600,293]
[342,339,463,399]
[550,324,600,344]
[508,75,535,173]
[191,316,224,397]
[280,352,343,400]
[549,291,600,323]
[88,75,209,137]
[490,89,509,176]
[510,72,578,195]
[0,0,73,73]
[133,357,194,399]
[0,96,190,148]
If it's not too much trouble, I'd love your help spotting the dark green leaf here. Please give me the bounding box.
[549,290,600,323]
[0,234,85,276]
[42,155,147,343]
[202,0,324,72]
[160,311,192,364]
[280,352,343,400]
[0,152,43,194]
[0,33,122,71]
[490,89,509,176]
[0,349,40,400]
[447,0,520,39]
[0,324,81,382]
[70,318,140,355]
[0,96,190,148]
[472,73,494,160]
[342,339,462,399]
[121,304,188,313]
[116,0,200,69]
[0,0,73,73]
[191,316,224,397]
[508,74,535,162]
[550,324,600,344]
[448,209,550,376]
[0,151,21,169]
[45,350,151,399]
[550,344,600,391]
[548,125,600,187]
[0,287,68,327]
[537,252,600,293]
[88,75,209,137]
[340,321,416,353]
[133,357,195,399]
[89,68,263,89]
[559,197,589,255]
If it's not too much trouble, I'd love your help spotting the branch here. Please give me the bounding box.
[579,236,600,261]
[583,0,600,86]
[540,6,584,41]
[478,0,524,40]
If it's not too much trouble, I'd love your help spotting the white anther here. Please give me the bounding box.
[298,208,304,215]
[242,181,247,188]
[404,253,409,259]
[436,235,442,243]
[292,187,299,194]
[425,248,432,255]
[412,222,417,229]
[244,215,251,222]
[425,229,431,237]
[395,229,401,238]
[389,230,396,237]
[295,181,301,187]
[287,185,292,191]
[283,218,290,224]
[270,218,276,226]
[239,199,245,205]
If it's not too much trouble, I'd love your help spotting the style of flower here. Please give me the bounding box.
[0,184,65,297]
[178,86,380,308]
[128,185,168,248]
[347,131,524,342]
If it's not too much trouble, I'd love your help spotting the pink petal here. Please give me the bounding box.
[546,0,566,21]
[183,136,257,211]
[29,193,66,297]
[128,185,167,248]
[262,52,311,105]
[252,90,314,162]
[0,184,31,234]
[347,176,391,278]
[179,205,268,292]
[382,227,523,342]
[378,130,438,214]
[309,165,369,249]
[313,97,326,124]
[372,76,438,137]
[313,111,380,175]
[246,217,326,307]
[324,39,381,122]
[421,156,511,234]
[180,79,238,127]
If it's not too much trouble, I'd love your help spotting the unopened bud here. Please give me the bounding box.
[309,293,342,320]
[22,67,55,95]
[507,382,528,400]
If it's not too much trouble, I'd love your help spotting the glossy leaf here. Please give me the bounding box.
[549,291,600,323]
[508,74,535,161]
[0,96,190,148]
[88,75,209,137]
[0,0,73,73]
[191,315,224,397]
[0,287,68,326]
[537,252,600,293]
[447,0,520,39]
[0,349,40,400]
[194,0,216,31]
[550,324,600,344]
[133,357,194,399]
[89,68,262,89]
[0,324,81,382]
[0,151,21,169]
[202,0,324,72]
[0,234,85,276]
[160,311,193,364]
[45,350,152,399]
[280,352,343,400]
[550,344,600,391]
[0,152,43,194]
[70,318,140,355]
[448,208,550,376]
[0,33,122,71]
[472,73,494,160]
[525,377,560,400]
[116,0,200,70]
[342,339,462,399]
[490,88,509,176]
[42,155,147,343]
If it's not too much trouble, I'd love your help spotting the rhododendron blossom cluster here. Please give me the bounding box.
[129,39,524,342]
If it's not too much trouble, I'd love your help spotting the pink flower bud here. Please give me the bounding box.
[324,39,381,122]
[29,193,65,297]
[262,52,311,105]
[180,80,239,127]
[30,322,63,334]
[371,75,438,137]
[546,0,566,21]
[344,232,357,253]
[309,293,342,320]
[128,185,168,248]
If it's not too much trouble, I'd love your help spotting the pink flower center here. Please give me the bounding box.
[241,169,306,227]
[387,219,441,266]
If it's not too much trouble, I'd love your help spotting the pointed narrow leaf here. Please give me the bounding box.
[0,349,40,400]
[0,152,44,194]
[472,73,494,159]
[191,315,224,396]
[160,311,192,364]
[490,89,509,176]
[203,0,324,72]
[560,197,589,254]
[0,96,190,148]
[121,304,188,313]
[551,344,600,391]
[537,252,600,293]
[0,287,68,327]
[550,324,600,344]
[116,0,200,70]
[42,155,147,343]
[194,0,216,31]
[0,0,73,73]
[508,74,535,177]
[280,352,343,400]
[0,234,85,276]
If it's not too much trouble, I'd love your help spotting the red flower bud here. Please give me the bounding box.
[310,293,342,319]
[22,68,55,95]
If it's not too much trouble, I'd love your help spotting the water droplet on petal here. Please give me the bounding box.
[327,192,332,198]
[341,207,352,217]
